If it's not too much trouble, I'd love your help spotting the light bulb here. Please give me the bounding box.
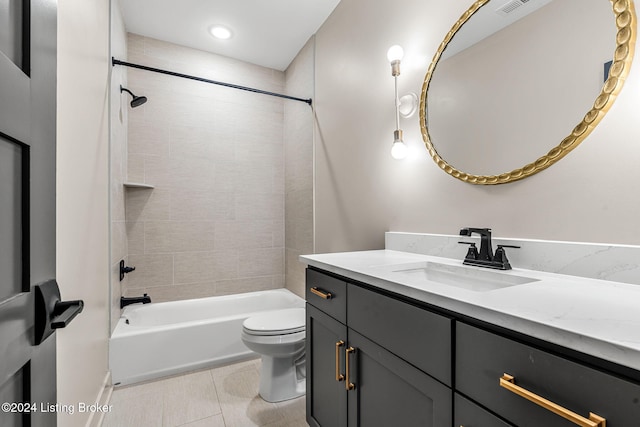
[391,140,408,160]
[386,45,404,63]
[210,25,232,40]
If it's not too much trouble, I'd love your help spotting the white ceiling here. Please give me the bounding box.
[118,0,341,71]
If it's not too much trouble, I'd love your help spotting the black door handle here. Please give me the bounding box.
[34,280,84,345]
[51,300,84,329]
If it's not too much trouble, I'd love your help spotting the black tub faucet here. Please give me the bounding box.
[120,294,151,309]
[459,227,520,270]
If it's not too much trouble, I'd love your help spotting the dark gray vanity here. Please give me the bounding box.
[305,266,640,427]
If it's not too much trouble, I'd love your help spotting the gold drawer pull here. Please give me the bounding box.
[335,341,345,382]
[499,374,606,427]
[310,287,332,299]
[345,347,356,391]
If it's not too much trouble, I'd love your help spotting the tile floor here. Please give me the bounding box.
[102,359,308,427]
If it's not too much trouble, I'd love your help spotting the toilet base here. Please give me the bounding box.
[258,354,306,403]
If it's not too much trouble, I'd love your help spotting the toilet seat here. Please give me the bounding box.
[243,308,305,336]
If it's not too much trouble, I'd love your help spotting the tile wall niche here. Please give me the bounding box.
[123,34,289,302]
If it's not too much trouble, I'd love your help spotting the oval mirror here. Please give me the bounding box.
[420,0,635,184]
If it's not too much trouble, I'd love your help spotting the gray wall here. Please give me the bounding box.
[110,0,128,333]
[57,0,111,425]
[313,0,640,252]
[284,37,315,297]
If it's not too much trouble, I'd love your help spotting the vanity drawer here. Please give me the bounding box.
[306,269,347,323]
[456,322,640,427]
[347,284,452,386]
[454,393,513,427]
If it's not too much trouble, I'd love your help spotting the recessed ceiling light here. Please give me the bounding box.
[209,25,232,40]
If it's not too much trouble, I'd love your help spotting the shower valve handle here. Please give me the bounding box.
[119,260,136,281]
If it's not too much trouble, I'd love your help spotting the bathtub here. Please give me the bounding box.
[109,288,305,386]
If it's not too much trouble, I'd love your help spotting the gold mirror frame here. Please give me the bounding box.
[419,0,636,185]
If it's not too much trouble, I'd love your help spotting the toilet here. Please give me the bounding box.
[241,308,306,402]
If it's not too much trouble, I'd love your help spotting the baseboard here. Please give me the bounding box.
[85,371,113,427]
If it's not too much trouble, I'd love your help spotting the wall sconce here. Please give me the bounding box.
[387,45,409,159]
[399,92,418,119]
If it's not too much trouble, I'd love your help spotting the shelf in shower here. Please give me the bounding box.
[123,182,155,189]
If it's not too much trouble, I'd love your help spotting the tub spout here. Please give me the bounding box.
[120,294,151,309]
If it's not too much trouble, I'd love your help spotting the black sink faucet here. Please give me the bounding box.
[120,294,151,309]
[459,227,520,270]
[460,227,494,261]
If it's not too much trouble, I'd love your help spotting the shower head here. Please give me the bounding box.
[130,94,148,108]
[120,85,147,108]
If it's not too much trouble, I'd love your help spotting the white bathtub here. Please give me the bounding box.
[109,288,305,386]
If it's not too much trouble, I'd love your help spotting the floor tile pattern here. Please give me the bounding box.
[102,360,308,427]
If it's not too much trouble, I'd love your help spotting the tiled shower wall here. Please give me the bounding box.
[123,34,287,302]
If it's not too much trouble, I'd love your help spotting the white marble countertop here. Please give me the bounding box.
[300,250,640,372]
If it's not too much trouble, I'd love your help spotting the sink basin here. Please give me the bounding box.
[385,261,539,292]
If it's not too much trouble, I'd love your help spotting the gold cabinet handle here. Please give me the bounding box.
[310,287,332,299]
[335,341,345,381]
[499,374,606,427]
[345,347,356,391]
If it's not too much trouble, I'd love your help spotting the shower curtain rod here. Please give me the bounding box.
[112,58,313,106]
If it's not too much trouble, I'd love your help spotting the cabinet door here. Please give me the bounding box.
[306,304,348,427]
[346,330,452,427]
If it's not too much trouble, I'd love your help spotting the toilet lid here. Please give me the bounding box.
[243,308,305,336]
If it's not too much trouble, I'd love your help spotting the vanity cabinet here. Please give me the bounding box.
[306,266,640,427]
[305,268,453,427]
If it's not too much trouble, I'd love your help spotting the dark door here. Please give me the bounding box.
[0,0,58,426]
